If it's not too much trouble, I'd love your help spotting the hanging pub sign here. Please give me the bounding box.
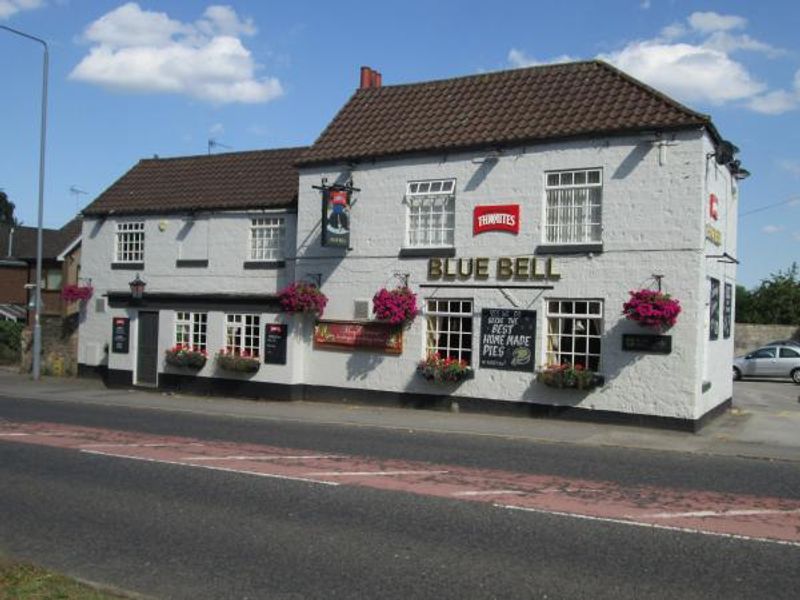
[709,193,719,221]
[111,317,130,354]
[314,320,403,354]
[263,323,288,365]
[473,204,520,235]
[480,309,536,371]
[322,188,351,248]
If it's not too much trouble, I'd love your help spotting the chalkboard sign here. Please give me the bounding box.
[622,334,672,354]
[709,278,720,341]
[480,309,536,371]
[111,317,130,354]
[263,323,288,365]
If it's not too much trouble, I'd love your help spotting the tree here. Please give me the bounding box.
[735,263,800,325]
[0,191,21,226]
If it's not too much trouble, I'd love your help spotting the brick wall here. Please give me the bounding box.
[734,323,800,355]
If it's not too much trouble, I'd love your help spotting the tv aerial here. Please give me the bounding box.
[69,185,88,212]
[208,139,232,155]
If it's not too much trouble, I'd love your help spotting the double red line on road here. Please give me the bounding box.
[2,420,799,547]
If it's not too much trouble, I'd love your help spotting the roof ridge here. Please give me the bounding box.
[138,145,310,163]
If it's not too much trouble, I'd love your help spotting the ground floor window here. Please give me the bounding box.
[175,312,208,351]
[545,299,603,370]
[225,314,261,357]
[425,299,473,362]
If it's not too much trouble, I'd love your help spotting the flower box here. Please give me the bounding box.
[278,282,328,316]
[417,353,474,383]
[164,345,207,370]
[61,284,94,303]
[372,286,418,326]
[537,363,598,390]
[216,350,260,373]
[622,289,681,332]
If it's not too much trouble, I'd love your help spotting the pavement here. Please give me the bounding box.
[1,366,799,463]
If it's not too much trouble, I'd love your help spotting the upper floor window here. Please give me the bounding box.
[405,179,456,248]
[115,222,145,263]
[250,217,285,261]
[544,169,602,244]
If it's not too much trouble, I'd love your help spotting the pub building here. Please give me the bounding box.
[77,60,743,429]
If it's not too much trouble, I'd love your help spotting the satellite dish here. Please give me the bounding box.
[715,140,739,165]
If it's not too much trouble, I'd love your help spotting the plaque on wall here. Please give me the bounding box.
[111,317,130,354]
[479,308,536,371]
[622,334,672,354]
[314,320,402,354]
[263,323,288,365]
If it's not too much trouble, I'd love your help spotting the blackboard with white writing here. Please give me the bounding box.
[111,317,130,354]
[480,309,536,371]
[263,323,288,365]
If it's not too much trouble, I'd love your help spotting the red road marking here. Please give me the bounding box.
[3,420,800,546]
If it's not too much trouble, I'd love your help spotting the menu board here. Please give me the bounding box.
[479,309,536,371]
[111,317,130,354]
[263,323,288,365]
[710,278,720,341]
[723,283,732,339]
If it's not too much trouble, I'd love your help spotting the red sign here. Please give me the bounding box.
[314,320,403,354]
[473,204,520,235]
[709,194,719,221]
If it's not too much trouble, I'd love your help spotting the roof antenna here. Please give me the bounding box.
[69,185,88,213]
[208,138,232,155]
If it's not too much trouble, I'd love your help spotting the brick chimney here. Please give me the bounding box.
[359,66,382,89]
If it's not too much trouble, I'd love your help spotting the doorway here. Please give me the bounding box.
[136,311,159,386]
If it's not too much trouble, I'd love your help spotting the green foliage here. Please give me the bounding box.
[0,191,21,226]
[735,263,800,325]
[0,320,23,364]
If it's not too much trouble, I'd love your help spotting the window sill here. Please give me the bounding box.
[175,259,209,268]
[399,247,456,258]
[111,262,144,270]
[535,243,603,255]
[243,260,285,270]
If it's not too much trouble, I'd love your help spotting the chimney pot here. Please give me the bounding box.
[360,66,372,89]
[374,71,382,87]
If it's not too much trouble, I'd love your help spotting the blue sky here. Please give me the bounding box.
[1,0,798,288]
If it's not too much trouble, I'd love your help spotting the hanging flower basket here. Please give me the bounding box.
[622,289,681,332]
[216,349,260,373]
[417,353,474,383]
[164,345,207,370]
[277,282,328,316]
[372,286,419,326]
[537,363,598,390]
[61,284,94,303]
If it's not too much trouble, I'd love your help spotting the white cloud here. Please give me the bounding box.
[209,122,224,136]
[509,10,795,114]
[688,11,746,33]
[70,2,283,105]
[507,49,576,68]
[793,232,800,243]
[761,225,785,235]
[780,160,800,178]
[0,0,43,20]
[640,0,651,9]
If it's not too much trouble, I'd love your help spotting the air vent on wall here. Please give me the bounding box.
[354,299,370,320]
[95,298,106,313]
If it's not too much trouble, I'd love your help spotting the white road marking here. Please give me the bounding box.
[307,470,450,477]
[494,504,800,548]
[182,454,338,461]
[79,449,338,486]
[0,432,30,436]
[82,442,205,448]
[452,490,524,497]
[635,508,800,519]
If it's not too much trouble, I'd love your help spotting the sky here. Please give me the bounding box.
[1,0,798,288]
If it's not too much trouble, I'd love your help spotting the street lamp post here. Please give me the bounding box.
[1,25,49,380]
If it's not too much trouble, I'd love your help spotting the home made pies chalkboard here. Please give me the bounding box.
[480,309,536,371]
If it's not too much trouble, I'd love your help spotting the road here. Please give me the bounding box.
[1,392,799,599]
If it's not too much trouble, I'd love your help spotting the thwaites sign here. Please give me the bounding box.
[322,189,351,248]
[473,205,520,235]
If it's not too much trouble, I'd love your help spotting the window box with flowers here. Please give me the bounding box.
[216,349,260,373]
[372,286,419,326]
[277,282,328,316]
[417,353,474,383]
[164,345,207,370]
[537,363,601,390]
[622,289,681,332]
[61,284,94,303]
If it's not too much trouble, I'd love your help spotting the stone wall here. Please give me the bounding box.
[20,313,79,376]
[734,323,800,355]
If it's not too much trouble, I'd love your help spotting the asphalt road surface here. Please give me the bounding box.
[1,393,799,599]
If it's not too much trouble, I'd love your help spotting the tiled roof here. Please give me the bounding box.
[1,218,80,260]
[83,147,308,216]
[300,60,714,165]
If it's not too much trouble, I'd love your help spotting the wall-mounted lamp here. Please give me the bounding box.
[129,273,146,302]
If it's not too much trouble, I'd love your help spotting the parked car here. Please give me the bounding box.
[733,345,800,383]
[765,339,800,348]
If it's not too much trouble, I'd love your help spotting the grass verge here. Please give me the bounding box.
[0,557,129,599]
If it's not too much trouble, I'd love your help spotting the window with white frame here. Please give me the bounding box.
[425,299,473,362]
[175,312,208,351]
[544,169,602,244]
[405,179,456,247]
[225,314,261,357]
[545,300,603,370]
[250,217,285,261]
[115,222,145,263]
